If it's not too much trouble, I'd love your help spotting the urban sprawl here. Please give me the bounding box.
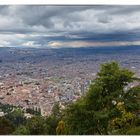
[0,47,140,117]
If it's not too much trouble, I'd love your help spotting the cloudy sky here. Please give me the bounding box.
[1,5,140,48]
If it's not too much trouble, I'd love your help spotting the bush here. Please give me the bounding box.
[0,117,14,135]
[12,125,29,135]
[26,116,48,135]
[126,127,140,135]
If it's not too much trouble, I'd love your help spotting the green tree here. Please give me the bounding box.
[5,108,25,127]
[51,102,61,119]
[45,102,62,135]
[108,102,137,134]
[0,103,14,114]
[12,125,30,135]
[124,86,140,112]
[0,117,14,135]
[26,116,47,135]
[26,107,41,115]
[64,62,139,135]
[45,115,60,135]
[56,120,67,135]
[126,126,140,135]
[64,98,98,135]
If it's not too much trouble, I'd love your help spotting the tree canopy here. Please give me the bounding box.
[63,62,140,135]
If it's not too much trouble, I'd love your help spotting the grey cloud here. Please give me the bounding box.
[1,5,140,34]
[0,5,140,48]
[9,6,92,27]
[97,16,112,24]
[105,5,140,15]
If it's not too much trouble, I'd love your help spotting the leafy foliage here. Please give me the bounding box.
[45,102,62,135]
[25,116,47,135]
[0,117,14,135]
[108,102,137,134]
[12,125,30,135]
[126,126,140,135]
[0,103,15,113]
[56,120,67,135]
[63,62,140,135]
[5,108,26,127]
[45,115,59,135]
[26,108,41,115]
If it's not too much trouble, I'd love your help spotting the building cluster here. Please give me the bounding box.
[0,69,92,116]
[0,48,140,116]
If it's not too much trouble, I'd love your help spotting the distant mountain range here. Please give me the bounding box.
[0,45,140,64]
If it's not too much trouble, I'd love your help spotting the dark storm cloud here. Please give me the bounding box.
[0,5,139,33]
[1,5,140,48]
[105,5,140,15]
